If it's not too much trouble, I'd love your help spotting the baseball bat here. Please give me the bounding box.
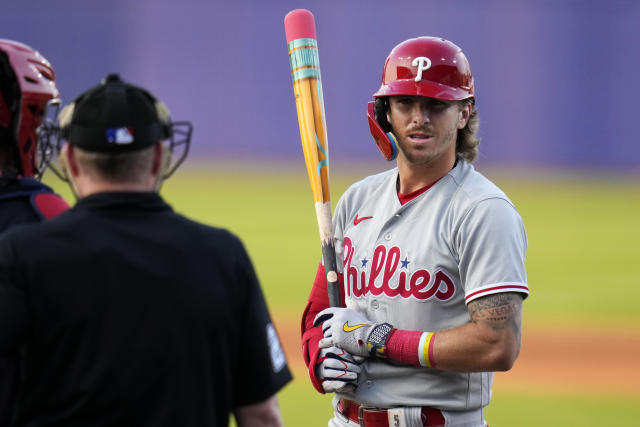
[284,9,341,307]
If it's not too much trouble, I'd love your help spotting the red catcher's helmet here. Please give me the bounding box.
[0,39,59,177]
[367,36,474,160]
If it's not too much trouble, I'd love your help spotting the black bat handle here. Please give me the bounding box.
[321,242,341,307]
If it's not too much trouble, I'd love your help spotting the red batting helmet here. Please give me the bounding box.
[367,36,474,160]
[0,39,59,177]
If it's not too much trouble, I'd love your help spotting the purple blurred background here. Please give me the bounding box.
[5,0,640,171]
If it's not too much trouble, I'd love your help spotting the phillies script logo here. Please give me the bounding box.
[342,237,455,301]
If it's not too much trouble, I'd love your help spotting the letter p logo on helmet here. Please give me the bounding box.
[412,56,432,82]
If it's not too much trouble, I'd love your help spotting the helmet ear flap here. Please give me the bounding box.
[367,101,398,161]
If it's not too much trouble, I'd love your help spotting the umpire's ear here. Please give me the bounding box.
[151,142,171,175]
[60,143,80,178]
[151,142,171,192]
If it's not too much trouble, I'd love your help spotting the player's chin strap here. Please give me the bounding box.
[367,101,398,161]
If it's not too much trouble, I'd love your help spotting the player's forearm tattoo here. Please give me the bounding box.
[468,293,522,337]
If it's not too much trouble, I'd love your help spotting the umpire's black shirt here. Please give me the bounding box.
[0,192,291,427]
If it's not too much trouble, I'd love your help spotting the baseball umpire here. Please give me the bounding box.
[0,74,291,426]
[0,39,70,425]
[302,37,529,427]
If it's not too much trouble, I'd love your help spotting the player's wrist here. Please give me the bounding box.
[383,329,438,367]
[419,331,437,368]
[366,323,394,358]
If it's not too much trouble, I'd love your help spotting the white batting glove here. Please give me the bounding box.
[316,346,364,393]
[313,307,394,358]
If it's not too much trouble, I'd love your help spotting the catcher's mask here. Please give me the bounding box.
[41,73,192,181]
[0,39,59,178]
[367,36,475,161]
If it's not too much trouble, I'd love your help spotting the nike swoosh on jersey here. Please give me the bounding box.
[343,321,372,332]
[353,215,373,225]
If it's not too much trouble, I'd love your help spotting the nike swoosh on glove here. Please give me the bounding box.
[316,346,364,393]
[313,307,393,358]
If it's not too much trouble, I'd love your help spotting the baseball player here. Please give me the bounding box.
[0,39,69,425]
[0,39,69,229]
[0,74,291,426]
[302,37,529,427]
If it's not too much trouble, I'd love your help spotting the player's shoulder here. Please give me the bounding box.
[441,161,525,229]
[442,161,527,234]
[341,167,396,198]
[0,177,51,198]
[0,178,69,220]
[448,161,513,207]
[334,168,397,218]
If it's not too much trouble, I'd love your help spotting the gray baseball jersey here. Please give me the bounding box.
[331,160,528,411]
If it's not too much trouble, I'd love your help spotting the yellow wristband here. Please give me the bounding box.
[419,332,436,368]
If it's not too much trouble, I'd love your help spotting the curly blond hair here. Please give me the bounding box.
[456,100,480,163]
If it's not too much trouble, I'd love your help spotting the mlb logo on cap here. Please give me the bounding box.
[106,127,134,144]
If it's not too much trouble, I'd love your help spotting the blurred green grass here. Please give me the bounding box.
[43,162,640,426]
[493,172,640,327]
[484,389,640,426]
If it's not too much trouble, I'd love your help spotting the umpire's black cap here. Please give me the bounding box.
[60,73,171,153]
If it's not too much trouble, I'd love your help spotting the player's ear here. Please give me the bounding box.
[457,102,472,129]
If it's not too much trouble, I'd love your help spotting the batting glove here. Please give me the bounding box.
[313,307,394,358]
[316,346,364,393]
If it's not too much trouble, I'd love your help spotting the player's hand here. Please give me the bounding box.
[316,346,364,393]
[313,307,393,358]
